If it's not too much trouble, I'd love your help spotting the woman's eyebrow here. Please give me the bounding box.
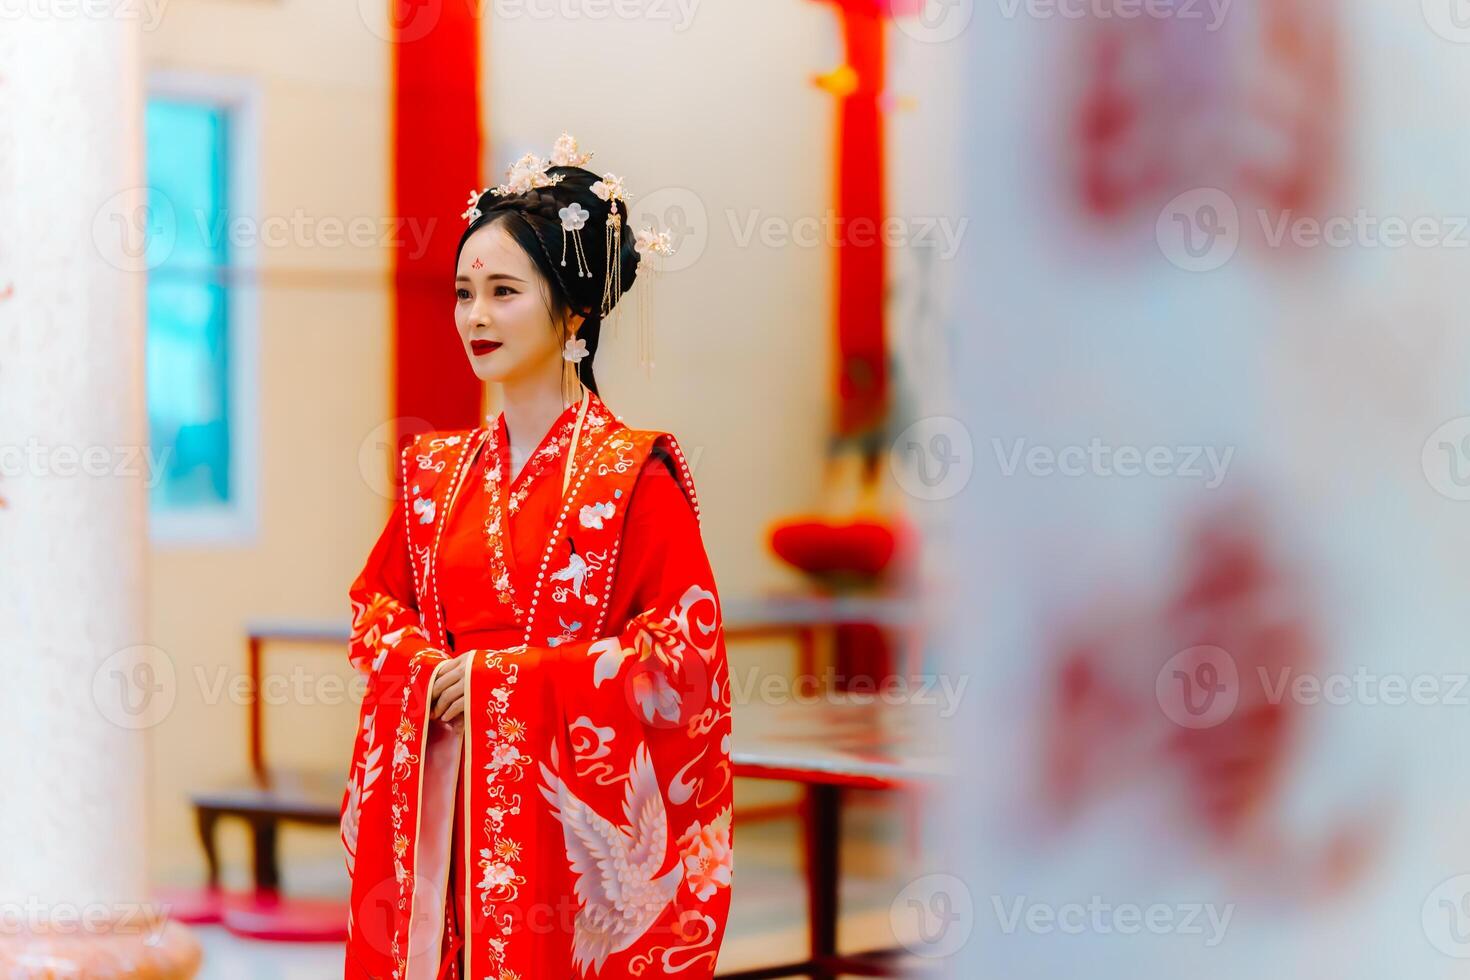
[455,272,527,283]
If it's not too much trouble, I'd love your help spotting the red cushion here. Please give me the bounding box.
[769,520,898,579]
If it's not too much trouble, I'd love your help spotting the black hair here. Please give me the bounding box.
[454,166,642,398]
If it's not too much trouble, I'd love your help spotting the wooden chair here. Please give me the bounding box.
[186,622,350,940]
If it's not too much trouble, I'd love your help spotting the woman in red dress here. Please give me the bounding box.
[339,135,734,980]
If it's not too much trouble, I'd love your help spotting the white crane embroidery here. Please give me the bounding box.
[549,550,589,597]
[538,741,681,974]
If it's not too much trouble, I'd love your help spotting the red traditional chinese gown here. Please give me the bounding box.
[339,391,734,980]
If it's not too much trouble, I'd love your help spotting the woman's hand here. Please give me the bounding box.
[430,651,473,723]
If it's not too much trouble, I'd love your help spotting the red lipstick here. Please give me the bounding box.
[471,339,502,356]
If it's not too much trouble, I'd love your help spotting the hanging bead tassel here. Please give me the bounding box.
[601,210,622,318]
[572,227,592,278]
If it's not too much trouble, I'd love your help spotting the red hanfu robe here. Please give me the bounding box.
[339,392,734,979]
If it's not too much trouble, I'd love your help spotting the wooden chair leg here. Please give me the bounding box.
[195,808,222,891]
[250,817,280,896]
[804,784,841,980]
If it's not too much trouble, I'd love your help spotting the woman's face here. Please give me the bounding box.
[454,221,578,385]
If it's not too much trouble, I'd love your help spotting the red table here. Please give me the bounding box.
[722,696,944,979]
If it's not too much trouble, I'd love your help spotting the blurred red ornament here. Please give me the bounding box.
[769,519,900,585]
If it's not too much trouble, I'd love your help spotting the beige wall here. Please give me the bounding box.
[143,0,830,885]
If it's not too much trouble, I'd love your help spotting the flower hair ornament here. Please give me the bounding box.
[634,225,675,258]
[630,222,677,370]
[559,201,592,279]
[459,131,678,374]
[563,336,589,363]
[591,172,628,319]
[460,146,571,221]
[550,131,593,168]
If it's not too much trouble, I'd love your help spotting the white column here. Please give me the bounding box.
[0,12,196,974]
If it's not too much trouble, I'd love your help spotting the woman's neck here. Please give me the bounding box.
[499,373,585,466]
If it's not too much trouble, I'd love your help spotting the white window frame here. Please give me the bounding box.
[145,70,261,548]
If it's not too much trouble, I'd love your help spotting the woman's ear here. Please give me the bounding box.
[566,311,586,336]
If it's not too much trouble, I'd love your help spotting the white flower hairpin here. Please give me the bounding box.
[559,201,592,279]
[462,187,489,223]
[590,173,627,205]
[634,224,676,258]
[589,173,629,316]
[463,146,575,226]
[550,131,593,168]
[489,152,564,200]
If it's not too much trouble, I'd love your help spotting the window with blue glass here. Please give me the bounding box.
[146,99,233,512]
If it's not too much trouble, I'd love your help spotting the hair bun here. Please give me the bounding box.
[464,166,640,320]
[453,162,647,399]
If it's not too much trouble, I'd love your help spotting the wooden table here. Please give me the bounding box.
[720,593,922,682]
[721,696,944,979]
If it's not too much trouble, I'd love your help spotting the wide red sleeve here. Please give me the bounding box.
[340,443,455,884]
[346,446,449,676]
[606,447,711,622]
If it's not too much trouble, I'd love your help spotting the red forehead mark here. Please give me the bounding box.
[472,257,483,270]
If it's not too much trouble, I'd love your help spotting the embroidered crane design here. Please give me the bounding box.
[549,549,589,597]
[537,741,681,974]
